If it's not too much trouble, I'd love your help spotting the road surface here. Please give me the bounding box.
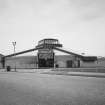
[0,71,105,105]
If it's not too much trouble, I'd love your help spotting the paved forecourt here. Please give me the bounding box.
[0,70,105,105]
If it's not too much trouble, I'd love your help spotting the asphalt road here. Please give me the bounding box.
[0,72,105,105]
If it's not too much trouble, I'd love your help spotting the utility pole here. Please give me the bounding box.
[12,42,16,72]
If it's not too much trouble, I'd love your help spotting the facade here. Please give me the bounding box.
[0,54,4,68]
[0,38,104,70]
[0,55,103,69]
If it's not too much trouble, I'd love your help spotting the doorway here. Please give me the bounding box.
[67,60,73,68]
[38,53,54,68]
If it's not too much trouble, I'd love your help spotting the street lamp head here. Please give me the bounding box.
[12,42,16,46]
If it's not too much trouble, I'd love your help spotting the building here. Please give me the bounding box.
[0,55,104,69]
[1,38,104,70]
[0,54,4,68]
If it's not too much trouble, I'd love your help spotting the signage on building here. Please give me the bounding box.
[38,49,53,53]
[38,53,54,59]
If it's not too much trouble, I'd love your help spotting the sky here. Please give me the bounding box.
[0,0,105,56]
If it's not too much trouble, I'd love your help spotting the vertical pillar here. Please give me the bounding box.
[1,57,5,68]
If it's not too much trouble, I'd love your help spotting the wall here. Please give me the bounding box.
[80,61,98,68]
[5,56,37,69]
[0,54,4,69]
[80,59,105,68]
[55,55,75,68]
[2,55,105,69]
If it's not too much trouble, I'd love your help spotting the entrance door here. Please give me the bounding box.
[67,60,73,68]
[46,58,54,67]
[38,59,46,67]
[38,53,54,68]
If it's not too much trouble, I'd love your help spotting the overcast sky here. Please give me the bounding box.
[0,0,105,56]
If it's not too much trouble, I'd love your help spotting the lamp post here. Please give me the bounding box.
[12,42,16,72]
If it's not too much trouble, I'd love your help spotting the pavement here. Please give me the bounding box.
[42,70,105,78]
[0,71,105,105]
[1,68,105,78]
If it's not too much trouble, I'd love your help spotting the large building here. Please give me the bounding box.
[0,38,105,69]
[2,55,104,69]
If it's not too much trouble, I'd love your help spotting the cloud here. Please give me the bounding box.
[0,0,105,56]
[70,0,105,21]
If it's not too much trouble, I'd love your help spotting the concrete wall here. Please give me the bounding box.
[4,55,76,69]
[0,54,4,69]
[57,61,66,68]
[97,58,105,67]
[80,59,105,68]
[0,55,105,69]
[80,61,98,68]
[5,56,38,69]
[55,55,75,68]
